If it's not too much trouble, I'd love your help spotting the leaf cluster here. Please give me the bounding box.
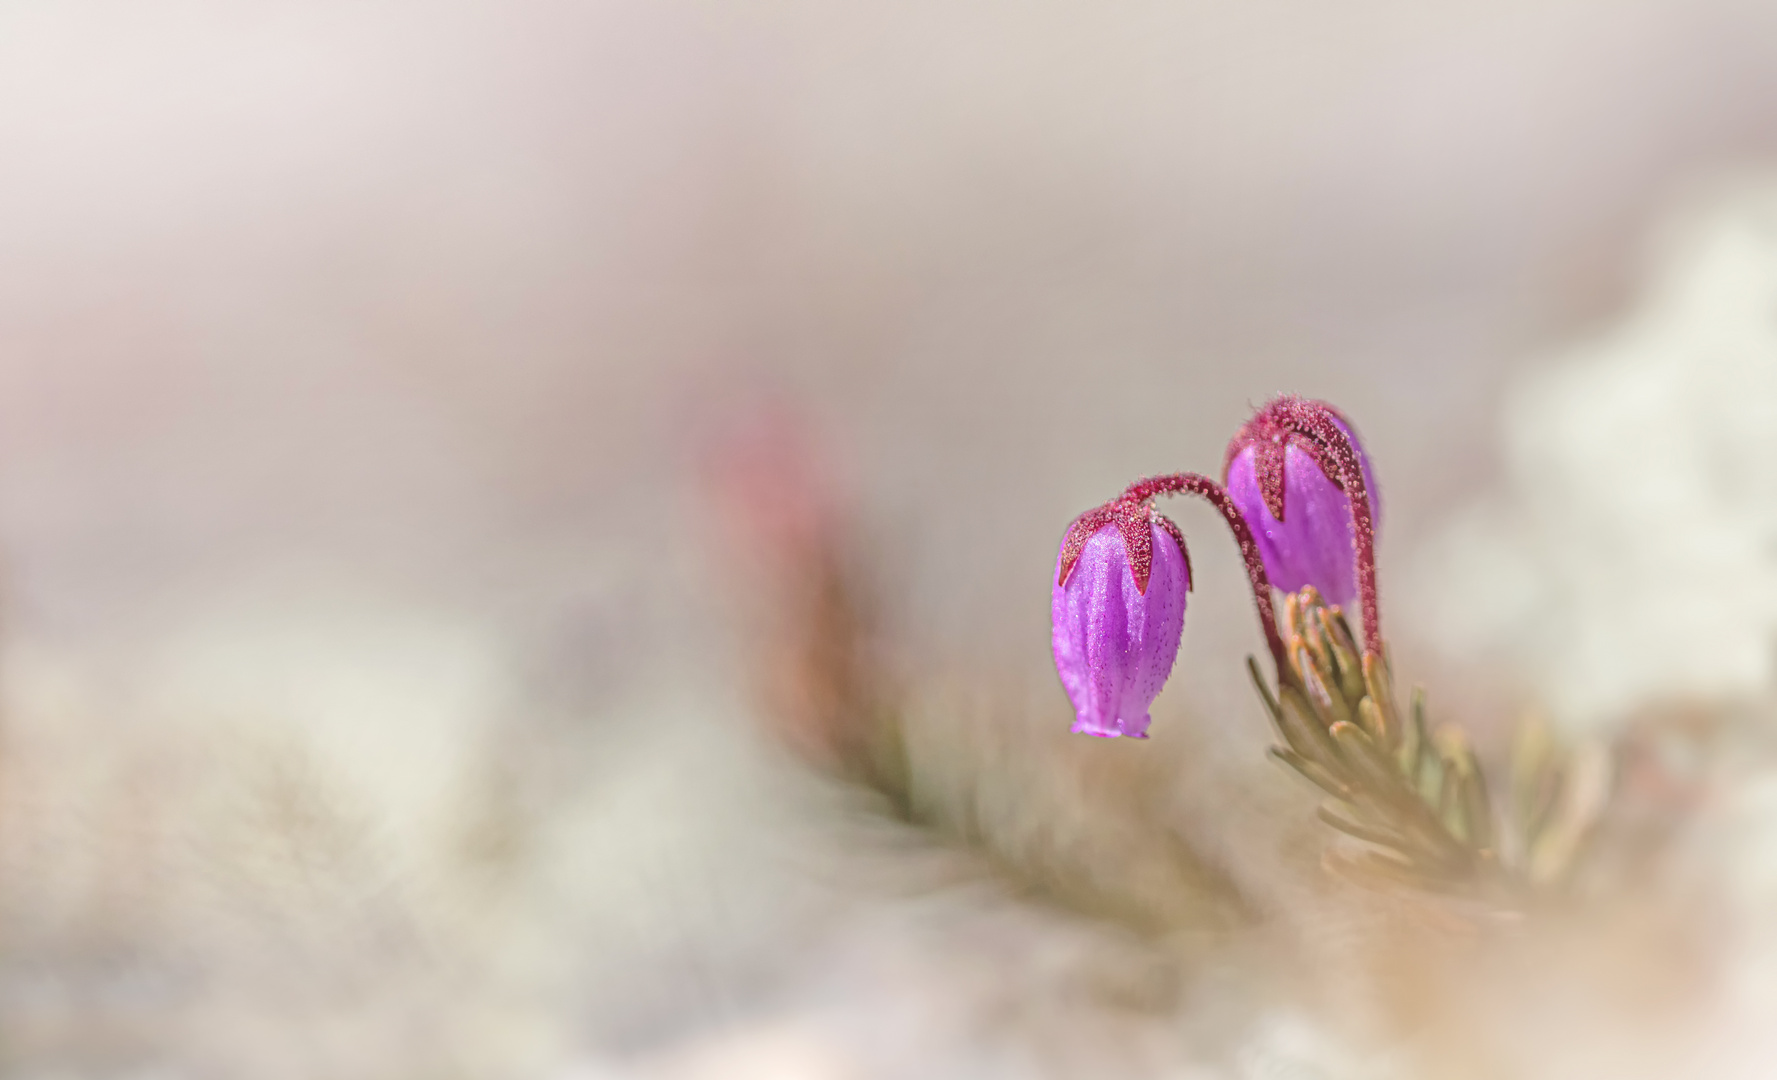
[1253,588,1608,902]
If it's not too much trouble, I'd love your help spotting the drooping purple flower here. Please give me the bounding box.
[1222,397,1379,610]
[1051,499,1191,738]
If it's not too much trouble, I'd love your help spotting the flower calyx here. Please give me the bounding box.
[1222,395,1363,522]
[1057,497,1191,595]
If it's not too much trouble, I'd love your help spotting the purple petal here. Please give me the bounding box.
[1051,520,1190,738]
[1225,423,1379,610]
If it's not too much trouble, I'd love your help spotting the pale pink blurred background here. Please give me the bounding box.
[4,2,1777,1075]
[5,1,1777,665]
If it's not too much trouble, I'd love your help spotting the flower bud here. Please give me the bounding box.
[1051,499,1191,738]
[1223,397,1379,610]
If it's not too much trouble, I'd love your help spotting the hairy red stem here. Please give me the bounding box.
[1121,471,1293,683]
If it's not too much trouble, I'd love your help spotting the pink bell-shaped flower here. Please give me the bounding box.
[1051,499,1191,738]
[1223,397,1379,611]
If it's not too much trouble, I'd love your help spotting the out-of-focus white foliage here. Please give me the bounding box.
[1410,181,1777,729]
